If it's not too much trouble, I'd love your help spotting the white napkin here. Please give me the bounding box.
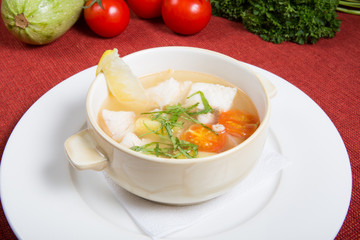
[103,140,290,240]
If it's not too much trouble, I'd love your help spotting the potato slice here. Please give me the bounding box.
[134,117,162,136]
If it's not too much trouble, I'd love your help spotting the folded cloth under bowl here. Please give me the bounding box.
[103,137,290,240]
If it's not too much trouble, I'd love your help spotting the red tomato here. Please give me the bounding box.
[181,124,226,152]
[162,0,212,35]
[218,110,259,139]
[84,0,130,37]
[127,0,162,19]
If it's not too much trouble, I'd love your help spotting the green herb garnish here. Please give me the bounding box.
[187,91,213,115]
[130,91,214,158]
[131,141,198,158]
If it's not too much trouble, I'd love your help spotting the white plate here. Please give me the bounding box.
[0,65,351,240]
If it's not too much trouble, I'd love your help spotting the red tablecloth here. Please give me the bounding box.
[0,5,359,240]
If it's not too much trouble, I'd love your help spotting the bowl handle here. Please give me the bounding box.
[258,74,277,98]
[64,129,108,171]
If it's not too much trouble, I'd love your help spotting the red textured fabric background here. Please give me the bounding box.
[0,4,359,240]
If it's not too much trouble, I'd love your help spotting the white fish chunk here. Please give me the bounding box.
[102,110,135,142]
[120,132,150,148]
[212,123,225,133]
[185,82,237,111]
[146,77,192,108]
[197,112,217,125]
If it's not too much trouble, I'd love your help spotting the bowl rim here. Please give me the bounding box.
[86,46,271,164]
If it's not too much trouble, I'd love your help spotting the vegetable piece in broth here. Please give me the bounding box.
[131,91,215,158]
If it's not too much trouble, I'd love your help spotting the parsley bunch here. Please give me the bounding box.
[210,0,341,44]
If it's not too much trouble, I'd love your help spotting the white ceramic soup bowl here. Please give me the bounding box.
[65,46,275,205]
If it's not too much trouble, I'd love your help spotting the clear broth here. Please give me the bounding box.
[98,70,259,157]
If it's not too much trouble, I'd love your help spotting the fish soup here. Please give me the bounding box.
[98,70,259,158]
